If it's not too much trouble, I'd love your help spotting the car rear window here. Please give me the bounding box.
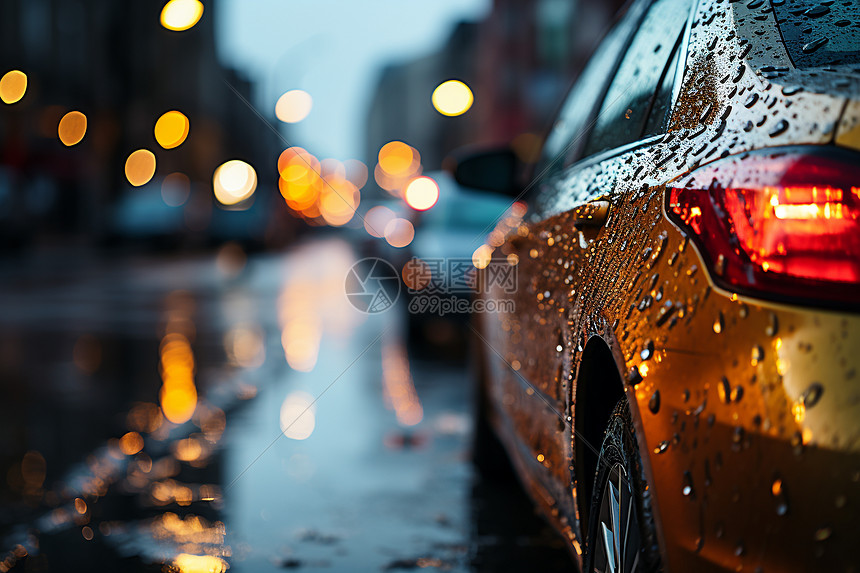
[772,0,860,69]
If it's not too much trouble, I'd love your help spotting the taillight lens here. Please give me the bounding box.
[667,147,860,307]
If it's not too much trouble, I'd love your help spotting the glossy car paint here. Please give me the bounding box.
[476,0,860,571]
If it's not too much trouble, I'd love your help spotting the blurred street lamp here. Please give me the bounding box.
[160,0,204,32]
[404,176,439,211]
[275,90,313,123]
[378,141,416,176]
[125,149,157,187]
[472,244,493,269]
[213,160,257,206]
[154,111,190,149]
[0,70,27,104]
[431,80,473,116]
[58,111,87,146]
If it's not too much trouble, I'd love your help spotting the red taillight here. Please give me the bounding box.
[667,147,860,307]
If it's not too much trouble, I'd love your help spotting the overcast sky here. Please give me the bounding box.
[216,0,489,162]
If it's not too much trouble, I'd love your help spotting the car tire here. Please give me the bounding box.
[584,398,661,573]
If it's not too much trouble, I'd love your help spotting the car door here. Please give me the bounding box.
[480,0,692,546]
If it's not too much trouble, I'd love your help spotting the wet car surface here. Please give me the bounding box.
[464,0,860,570]
[0,241,576,572]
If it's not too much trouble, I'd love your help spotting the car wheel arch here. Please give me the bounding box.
[572,335,626,540]
[572,335,653,524]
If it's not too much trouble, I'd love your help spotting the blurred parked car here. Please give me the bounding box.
[407,171,512,358]
[110,181,275,249]
[456,0,860,570]
[410,171,513,262]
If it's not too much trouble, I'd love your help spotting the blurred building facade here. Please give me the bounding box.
[365,0,626,196]
[0,0,288,248]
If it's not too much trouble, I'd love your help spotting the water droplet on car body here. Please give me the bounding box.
[800,382,823,408]
[714,312,724,333]
[802,5,829,18]
[641,340,654,360]
[682,471,695,497]
[802,37,828,54]
[649,390,661,414]
[718,377,731,404]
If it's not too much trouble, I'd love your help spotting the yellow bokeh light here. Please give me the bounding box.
[160,0,204,31]
[275,90,312,123]
[281,317,321,372]
[404,176,439,211]
[58,111,87,146]
[432,80,473,116]
[378,141,415,177]
[384,218,415,248]
[159,330,197,425]
[278,147,318,179]
[125,149,157,187]
[154,110,190,149]
[279,391,316,440]
[173,437,203,461]
[280,176,321,211]
[161,384,198,424]
[213,159,257,206]
[0,70,27,104]
[472,244,494,269]
[319,179,359,227]
[173,554,228,573]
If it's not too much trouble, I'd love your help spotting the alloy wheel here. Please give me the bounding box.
[593,462,641,573]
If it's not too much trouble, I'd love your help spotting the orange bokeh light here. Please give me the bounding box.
[119,431,145,455]
[125,149,157,187]
[0,70,27,104]
[378,141,416,177]
[58,111,87,146]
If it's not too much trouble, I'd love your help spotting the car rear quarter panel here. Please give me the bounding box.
[481,0,860,570]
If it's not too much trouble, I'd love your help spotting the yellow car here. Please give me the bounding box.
[456,0,860,570]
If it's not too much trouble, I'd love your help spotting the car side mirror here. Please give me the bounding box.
[445,146,521,197]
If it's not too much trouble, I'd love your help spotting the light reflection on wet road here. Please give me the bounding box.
[0,240,573,572]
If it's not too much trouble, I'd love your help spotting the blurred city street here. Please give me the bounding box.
[8,0,857,570]
[0,0,601,568]
[0,240,573,572]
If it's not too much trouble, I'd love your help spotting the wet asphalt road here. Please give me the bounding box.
[0,239,575,572]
